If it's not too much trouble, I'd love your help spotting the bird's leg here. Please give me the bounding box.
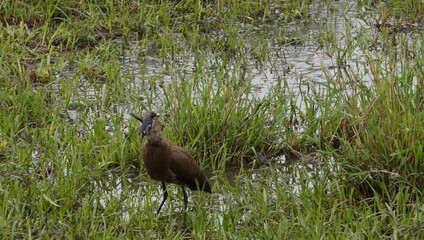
[157,182,168,214]
[181,185,188,212]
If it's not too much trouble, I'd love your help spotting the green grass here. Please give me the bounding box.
[1,0,424,239]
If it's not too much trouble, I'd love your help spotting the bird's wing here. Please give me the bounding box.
[168,144,202,179]
[168,144,211,191]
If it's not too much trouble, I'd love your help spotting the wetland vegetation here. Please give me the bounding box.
[1,0,423,239]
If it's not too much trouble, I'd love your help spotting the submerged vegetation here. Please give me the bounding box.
[1,0,423,239]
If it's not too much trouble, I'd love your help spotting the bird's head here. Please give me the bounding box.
[130,111,158,139]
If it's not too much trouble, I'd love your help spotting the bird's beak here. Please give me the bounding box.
[139,116,153,138]
[130,112,153,139]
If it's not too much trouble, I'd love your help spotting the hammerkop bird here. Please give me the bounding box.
[131,111,211,214]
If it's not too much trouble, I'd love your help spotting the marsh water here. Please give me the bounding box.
[60,1,373,120]
[31,0,415,225]
[53,1,378,219]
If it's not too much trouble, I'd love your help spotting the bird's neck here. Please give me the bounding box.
[146,119,164,145]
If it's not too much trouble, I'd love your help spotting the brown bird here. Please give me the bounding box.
[131,111,211,214]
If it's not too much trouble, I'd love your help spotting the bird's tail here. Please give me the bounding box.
[184,175,212,193]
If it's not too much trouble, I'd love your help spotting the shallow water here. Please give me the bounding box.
[51,0,378,219]
[53,1,375,124]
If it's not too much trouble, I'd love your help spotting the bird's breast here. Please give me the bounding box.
[142,143,171,178]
